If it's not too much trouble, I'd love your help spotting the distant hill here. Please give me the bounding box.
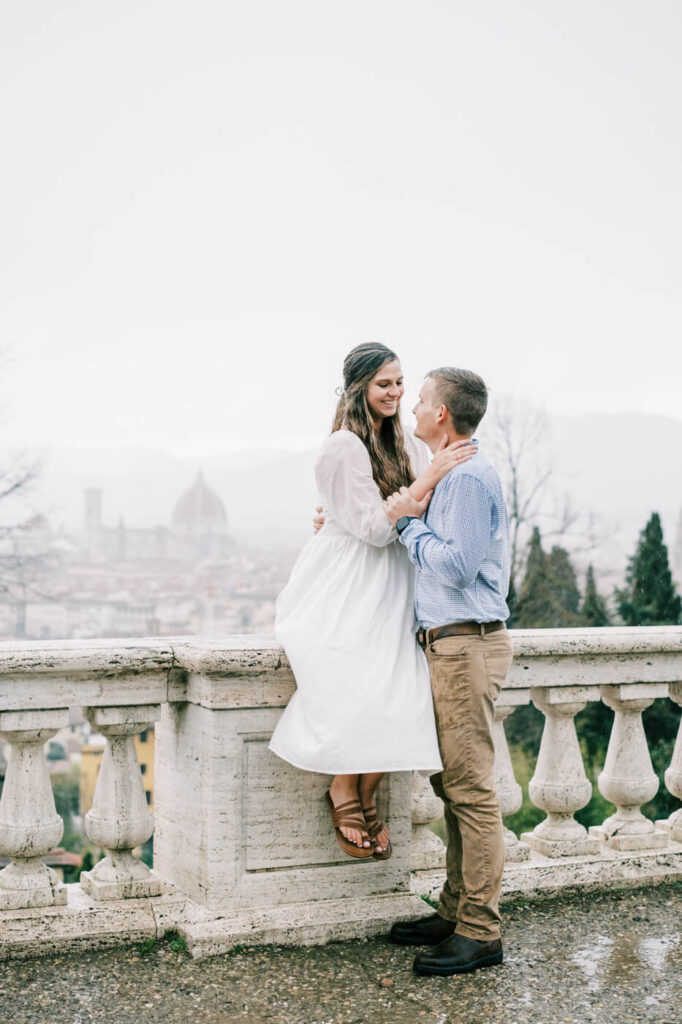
[6,411,681,578]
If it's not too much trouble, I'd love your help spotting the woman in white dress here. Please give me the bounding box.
[269,344,474,859]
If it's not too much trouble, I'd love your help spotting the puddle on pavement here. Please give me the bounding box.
[572,931,682,994]
[572,935,614,992]
[637,934,681,970]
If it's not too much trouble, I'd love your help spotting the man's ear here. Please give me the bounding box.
[435,404,447,425]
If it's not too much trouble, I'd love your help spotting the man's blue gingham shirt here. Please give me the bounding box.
[399,446,510,629]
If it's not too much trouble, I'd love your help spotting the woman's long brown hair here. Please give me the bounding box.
[331,343,415,499]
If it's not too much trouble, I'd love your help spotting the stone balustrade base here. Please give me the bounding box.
[412,836,682,906]
[0,877,428,962]
[5,844,682,962]
[520,832,601,858]
[589,824,669,852]
[177,892,429,960]
[503,834,531,863]
[9,842,682,963]
[0,868,67,912]
[657,817,682,843]
[80,863,165,901]
[0,878,185,961]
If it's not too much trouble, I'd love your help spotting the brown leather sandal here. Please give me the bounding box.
[363,804,392,860]
[325,792,374,859]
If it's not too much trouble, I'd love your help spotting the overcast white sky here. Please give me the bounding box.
[2,0,681,456]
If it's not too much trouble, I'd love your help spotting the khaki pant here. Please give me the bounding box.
[425,628,513,942]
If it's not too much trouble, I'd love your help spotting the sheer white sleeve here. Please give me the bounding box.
[315,431,397,547]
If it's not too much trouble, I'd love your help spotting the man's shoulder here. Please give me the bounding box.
[469,453,503,486]
[440,452,500,483]
[436,455,503,499]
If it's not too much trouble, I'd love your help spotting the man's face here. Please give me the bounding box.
[412,377,443,444]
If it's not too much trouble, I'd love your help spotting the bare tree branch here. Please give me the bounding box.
[480,393,612,594]
[0,394,52,610]
[0,454,42,502]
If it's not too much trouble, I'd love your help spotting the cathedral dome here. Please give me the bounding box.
[171,471,228,535]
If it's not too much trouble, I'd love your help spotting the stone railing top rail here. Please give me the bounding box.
[0,627,681,713]
[505,626,682,694]
[509,625,682,656]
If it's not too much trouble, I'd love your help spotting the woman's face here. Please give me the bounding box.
[365,359,404,424]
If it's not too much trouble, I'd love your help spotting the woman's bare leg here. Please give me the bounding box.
[329,774,371,848]
[358,772,390,852]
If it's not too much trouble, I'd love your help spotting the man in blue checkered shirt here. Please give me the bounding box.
[385,367,513,978]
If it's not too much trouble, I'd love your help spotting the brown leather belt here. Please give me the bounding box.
[417,620,505,649]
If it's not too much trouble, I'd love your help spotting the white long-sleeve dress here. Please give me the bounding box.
[269,428,443,775]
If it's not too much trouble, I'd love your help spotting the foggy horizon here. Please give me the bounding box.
[3,405,682,461]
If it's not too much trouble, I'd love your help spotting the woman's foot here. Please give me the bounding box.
[362,803,390,855]
[329,779,371,849]
[358,777,390,855]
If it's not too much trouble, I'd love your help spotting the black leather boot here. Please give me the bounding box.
[413,932,503,976]
[388,913,456,947]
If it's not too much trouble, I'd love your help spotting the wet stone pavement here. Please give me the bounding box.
[2,883,682,1024]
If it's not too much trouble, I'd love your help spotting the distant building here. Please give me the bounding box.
[171,469,231,559]
[0,469,284,641]
[84,471,231,565]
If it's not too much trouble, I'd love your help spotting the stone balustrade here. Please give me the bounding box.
[0,627,681,959]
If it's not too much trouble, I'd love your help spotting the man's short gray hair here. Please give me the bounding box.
[426,367,488,435]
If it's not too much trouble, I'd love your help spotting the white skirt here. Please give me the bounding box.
[270,526,443,775]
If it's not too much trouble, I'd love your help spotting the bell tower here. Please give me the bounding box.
[84,488,104,563]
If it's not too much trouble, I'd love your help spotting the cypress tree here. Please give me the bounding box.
[547,546,582,624]
[617,513,681,626]
[506,574,517,628]
[514,529,582,628]
[525,526,545,577]
[582,564,610,627]
[514,528,551,628]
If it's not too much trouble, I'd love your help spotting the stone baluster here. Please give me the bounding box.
[594,684,668,851]
[411,771,446,871]
[0,708,69,909]
[493,698,530,862]
[521,687,600,857]
[80,704,163,900]
[662,682,682,842]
